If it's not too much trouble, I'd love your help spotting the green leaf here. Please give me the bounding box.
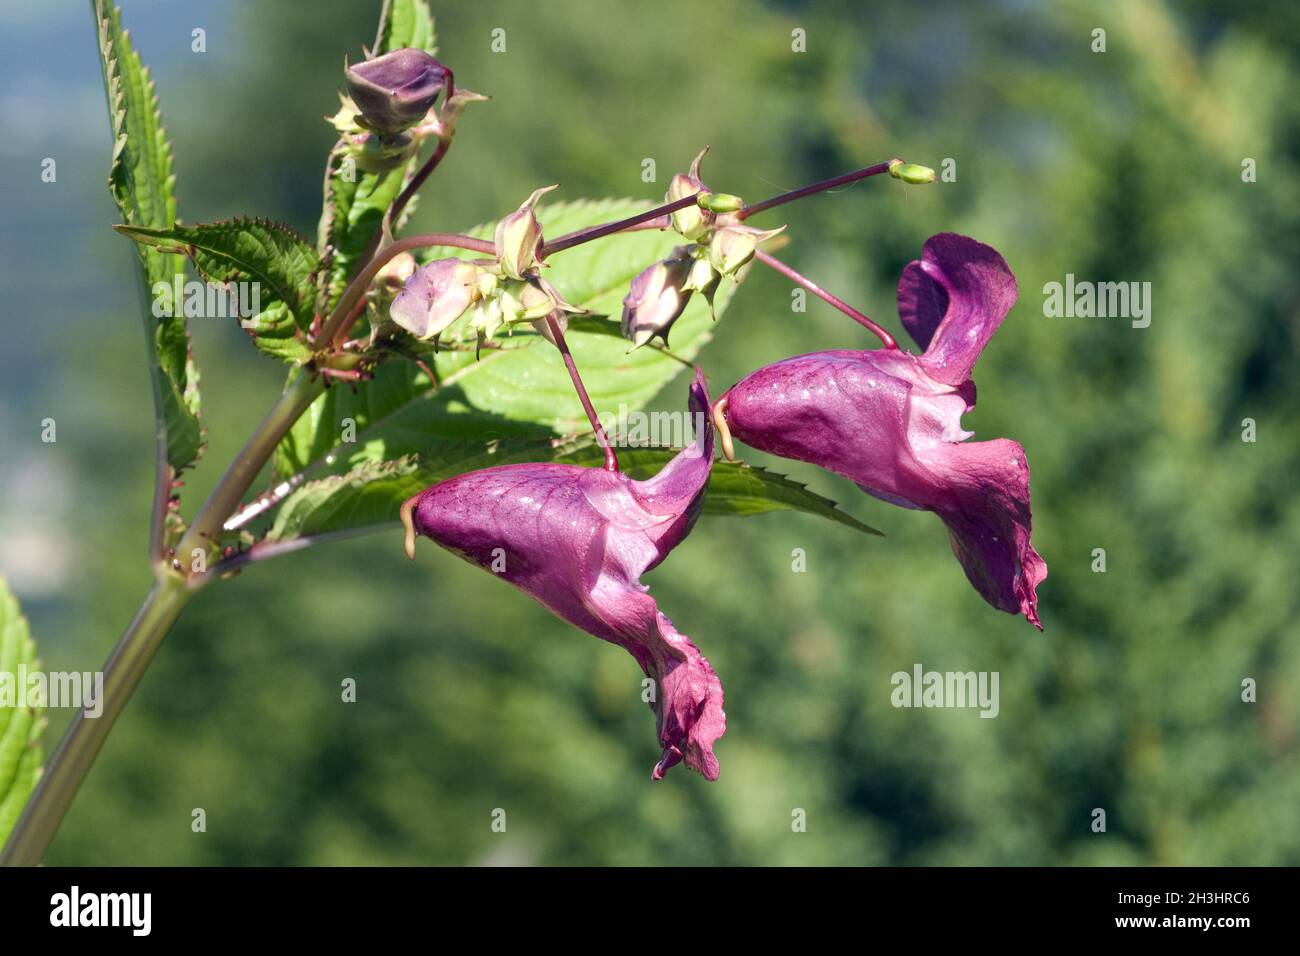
[374,0,438,55]
[264,438,560,542]
[317,163,408,314]
[118,218,320,363]
[556,448,884,536]
[93,0,202,471]
[315,0,439,314]
[277,198,733,478]
[0,577,45,847]
[262,442,880,545]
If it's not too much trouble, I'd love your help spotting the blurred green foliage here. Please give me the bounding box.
[2,0,1297,864]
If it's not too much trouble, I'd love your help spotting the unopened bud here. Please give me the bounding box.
[888,159,937,184]
[622,255,693,348]
[697,192,743,213]
[519,274,582,320]
[375,252,418,291]
[345,48,449,134]
[667,147,712,241]
[683,255,722,320]
[389,259,481,339]
[344,130,418,174]
[709,224,786,276]
[495,185,557,280]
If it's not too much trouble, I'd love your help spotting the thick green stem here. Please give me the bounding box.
[0,574,193,865]
[174,372,325,562]
[2,370,327,865]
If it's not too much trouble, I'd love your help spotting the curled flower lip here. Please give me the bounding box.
[719,233,1047,627]
[403,369,726,778]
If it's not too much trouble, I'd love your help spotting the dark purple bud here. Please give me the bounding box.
[719,233,1047,628]
[345,48,448,133]
[402,370,726,779]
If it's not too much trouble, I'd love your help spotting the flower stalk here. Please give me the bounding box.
[754,249,898,348]
[546,315,618,472]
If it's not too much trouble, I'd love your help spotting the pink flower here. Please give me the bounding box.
[719,233,1047,627]
[402,370,726,778]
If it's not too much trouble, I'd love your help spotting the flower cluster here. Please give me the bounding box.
[622,149,784,347]
[363,54,1045,782]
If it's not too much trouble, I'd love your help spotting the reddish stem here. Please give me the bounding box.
[314,232,494,348]
[754,249,897,349]
[738,161,895,220]
[545,314,618,472]
[540,194,699,257]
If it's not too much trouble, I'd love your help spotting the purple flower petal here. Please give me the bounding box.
[405,370,726,777]
[722,234,1046,627]
[897,232,1018,386]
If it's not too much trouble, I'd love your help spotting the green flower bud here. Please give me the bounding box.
[888,159,937,184]
[471,298,505,341]
[697,192,744,213]
[346,131,418,174]
[682,254,722,321]
[495,185,558,280]
[708,223,786,276]
[518,275,582,320]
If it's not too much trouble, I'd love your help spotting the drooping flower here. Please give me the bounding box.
[402,369,726,778]
[718,233,1047,627]
[345,48,449,133]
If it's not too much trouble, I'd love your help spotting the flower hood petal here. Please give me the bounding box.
[897,232,1018,386]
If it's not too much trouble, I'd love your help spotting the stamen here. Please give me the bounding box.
[712,396,736,461]
[400,494,419,560]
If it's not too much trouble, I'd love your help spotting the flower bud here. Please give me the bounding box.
[375,252,417,290]
[697,192,744,213]
[344,130,418,174]
[667,147,712,241]
[345,48,448,134]
[495,185,557,280]
[708,223,786,276]
[683,254,721,320]
[888,159,937,184]
[519,274,582,319]
[621,254,693,348]
[389,259,481,339]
